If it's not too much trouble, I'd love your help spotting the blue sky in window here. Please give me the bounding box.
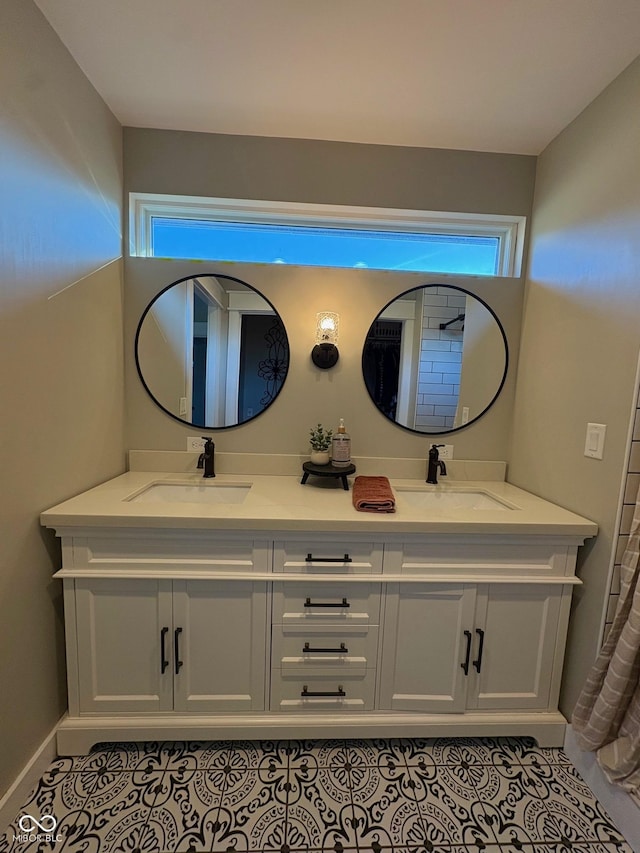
[151,218,499,275]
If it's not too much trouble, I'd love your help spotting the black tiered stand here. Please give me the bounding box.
[300,461,356,491]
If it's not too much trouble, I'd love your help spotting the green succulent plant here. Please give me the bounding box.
[309,423,333,451]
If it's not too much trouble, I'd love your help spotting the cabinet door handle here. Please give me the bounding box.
[304,597,350,608]
[305,553,352,563]
[461,630,472,675]
[303,642,349,654]
[473,628,485,673]
[301,685,346,697]
[160,627,169,674]
[174,627,183,674]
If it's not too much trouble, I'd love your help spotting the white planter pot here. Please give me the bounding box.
[310,450,331,465]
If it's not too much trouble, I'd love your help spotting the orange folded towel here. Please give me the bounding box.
[352,475,396,513]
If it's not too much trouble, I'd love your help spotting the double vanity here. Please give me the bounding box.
[42,464,597,755]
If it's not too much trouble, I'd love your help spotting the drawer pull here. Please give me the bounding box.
[303,642,349,654]
[160,627,169,674]
[473,628,485,673]
[174,627,183,674]
[301,685,346,697]
[461,629,472,675]
[304,597,350,608]
[305,553,352,563]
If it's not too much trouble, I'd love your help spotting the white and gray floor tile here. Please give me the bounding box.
[0,738,632,853]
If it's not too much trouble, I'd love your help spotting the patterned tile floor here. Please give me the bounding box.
[0,738,633,853]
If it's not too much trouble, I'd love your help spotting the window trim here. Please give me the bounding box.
[129,193,526,277]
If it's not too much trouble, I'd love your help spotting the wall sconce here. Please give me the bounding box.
[311,312,340,369]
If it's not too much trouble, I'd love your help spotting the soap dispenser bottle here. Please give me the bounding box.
[332,418,351,467]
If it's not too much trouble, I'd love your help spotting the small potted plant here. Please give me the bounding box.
[309,424,333,465]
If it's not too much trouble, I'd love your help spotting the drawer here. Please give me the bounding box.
[274,540,383,574]
[75,535,268,573]
[272,625,379,669]
[272,582,381,626]
[270,669,376,712]
[391,541,572,577]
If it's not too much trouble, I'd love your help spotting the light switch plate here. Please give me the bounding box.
[584,423,606,459]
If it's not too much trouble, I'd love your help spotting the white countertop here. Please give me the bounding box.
[40,471,598,538]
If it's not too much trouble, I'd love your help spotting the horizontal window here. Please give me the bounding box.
[130,194,525,277]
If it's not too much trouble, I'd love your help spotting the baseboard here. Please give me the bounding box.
[565,725,640,853]
[0,719,61,832]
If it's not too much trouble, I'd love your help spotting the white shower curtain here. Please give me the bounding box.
[573,486,640,805]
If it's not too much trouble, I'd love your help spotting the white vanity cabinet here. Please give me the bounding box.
[72,577,268,715]
[42,477,595,755]
[379,583,475,713]
[74,577,174,714]
[467,583,564,711]
[61,532,270,724]
[379,581,563,714]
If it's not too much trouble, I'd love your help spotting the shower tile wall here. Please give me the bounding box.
[415,287,465,430]
[603,393,640,643]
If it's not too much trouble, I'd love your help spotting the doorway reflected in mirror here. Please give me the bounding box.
[362,284,508,435]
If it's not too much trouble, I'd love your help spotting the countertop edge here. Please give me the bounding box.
[39,472,599,539]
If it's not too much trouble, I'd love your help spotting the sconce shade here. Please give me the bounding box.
[315,312,339,345]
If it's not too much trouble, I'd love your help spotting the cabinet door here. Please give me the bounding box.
[379,584,476,712]
[468,584,562,710]
[75,578,173,714]
[172,580,268,712]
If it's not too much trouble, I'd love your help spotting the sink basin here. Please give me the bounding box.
[128,482,252,505]
[396,488,513,510]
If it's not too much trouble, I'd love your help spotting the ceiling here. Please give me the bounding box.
[35,0,640,155]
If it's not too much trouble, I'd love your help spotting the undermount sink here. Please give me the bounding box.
[128,482,252,505]
[396,487,513,510]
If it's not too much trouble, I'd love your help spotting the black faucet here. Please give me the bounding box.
[197,436,216,478]
[426,444,447,485]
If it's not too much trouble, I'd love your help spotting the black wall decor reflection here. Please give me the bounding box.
[258,318,289,407]
[239,315,289,421]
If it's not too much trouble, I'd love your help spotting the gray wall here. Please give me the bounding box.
[509,55,640,716]
[124,127,536,215]
[0,0,125,797]
[125,260,523,460]
[123,130,536,459]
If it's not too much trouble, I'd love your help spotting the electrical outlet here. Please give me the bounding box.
[439,445,454,460]
[186,436,207,452]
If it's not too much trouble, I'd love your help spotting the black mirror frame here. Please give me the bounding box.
[134,272,290,430]
[361,282,509,436]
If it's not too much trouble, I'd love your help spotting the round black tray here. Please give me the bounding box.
[300,461,356,491]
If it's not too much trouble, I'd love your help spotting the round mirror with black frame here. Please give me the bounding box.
[362,283,508,435]
[135,273,290,429]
